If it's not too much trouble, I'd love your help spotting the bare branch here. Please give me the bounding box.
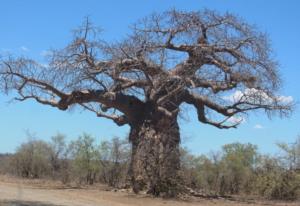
[79,103,128,126]
[0,9,293,129]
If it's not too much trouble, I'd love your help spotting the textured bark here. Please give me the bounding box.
[129,115,181,197]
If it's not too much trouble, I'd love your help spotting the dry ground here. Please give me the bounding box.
[0,175,298,206]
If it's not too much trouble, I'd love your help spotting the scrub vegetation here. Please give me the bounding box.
[0,134,299,201]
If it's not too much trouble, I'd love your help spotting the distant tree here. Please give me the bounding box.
[11,139,52,178]
[0,153,12,174]
[220,143,258,194]
[98,137,130,187]
[48,133,70,182]
[49,134,65,176]
[69,134,100,185]
[180,148,218,192]
[222,143,258,168]
[254,154,300,200]
[0,10,293,196]
[277,136,300,170]
[179,147,199,188]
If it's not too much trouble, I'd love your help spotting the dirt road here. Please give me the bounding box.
[0,177,298,206]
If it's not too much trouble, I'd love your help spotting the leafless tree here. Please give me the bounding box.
[0,10,293,196]
[98,137,130,187]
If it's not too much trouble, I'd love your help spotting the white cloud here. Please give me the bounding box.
[227,116,246,124]
[254,124,263,129]
[276,95,294,104]
[223,88,293,105]
[20,46,29,52]
[223,90,244,102]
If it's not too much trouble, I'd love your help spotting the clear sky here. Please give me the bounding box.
[0,0,299,155]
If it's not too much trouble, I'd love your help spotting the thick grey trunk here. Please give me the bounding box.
[129,116,181,197]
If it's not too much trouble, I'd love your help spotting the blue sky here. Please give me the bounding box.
[0,0,299,155]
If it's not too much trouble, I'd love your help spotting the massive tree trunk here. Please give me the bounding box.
[128,114,181,197]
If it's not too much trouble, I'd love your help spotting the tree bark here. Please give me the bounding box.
[129,115,181,197]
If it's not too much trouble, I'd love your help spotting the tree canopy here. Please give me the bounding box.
[0,9,293,128]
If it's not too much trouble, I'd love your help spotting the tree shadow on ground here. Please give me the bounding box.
[0,200,61,206]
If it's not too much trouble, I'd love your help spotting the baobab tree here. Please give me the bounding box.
[0,10,293,196]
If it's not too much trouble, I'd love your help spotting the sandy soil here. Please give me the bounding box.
[0,176,298,206]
